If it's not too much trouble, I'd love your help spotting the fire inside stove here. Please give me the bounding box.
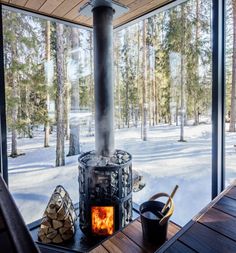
[91,206,114,236]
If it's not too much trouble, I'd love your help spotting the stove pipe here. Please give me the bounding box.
[93,5,115,157]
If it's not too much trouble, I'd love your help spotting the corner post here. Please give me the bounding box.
[0,4,8,185]
[212,0,225,198]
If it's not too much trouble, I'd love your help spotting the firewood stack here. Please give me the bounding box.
[38,185,77,244]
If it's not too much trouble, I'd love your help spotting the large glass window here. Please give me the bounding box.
[3,0,212,227]
[114,0,212,226]
[3,9,93,223]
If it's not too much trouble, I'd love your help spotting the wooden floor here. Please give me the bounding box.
[157,182,236,253]
[89,219,181,253]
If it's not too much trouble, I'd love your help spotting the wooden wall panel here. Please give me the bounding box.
[63,0,87,20]
[39,0,64,14]
[1,0,171,29]
[113,0,170,27]
[25,0,46,10]
[52,0,82,17]
[9,0,27,6]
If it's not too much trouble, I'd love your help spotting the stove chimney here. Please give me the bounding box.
[93,4,114,157]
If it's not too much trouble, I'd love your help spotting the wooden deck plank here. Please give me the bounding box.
[213,196,236,217]
[156,181,236,253]
[122,220,157,253]
[102,231,146,253]
[226,186,236,200]
[89,245,109,253]
[179,222,236,253]
[166,222,181,240]
[199,207,236,241]
[164,240,195,253]
[123,220,181,253]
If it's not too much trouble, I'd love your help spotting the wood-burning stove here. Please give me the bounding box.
[78,0,132,237]
[78,150,132,236]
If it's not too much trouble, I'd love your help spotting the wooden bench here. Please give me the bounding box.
[156,180,236,252]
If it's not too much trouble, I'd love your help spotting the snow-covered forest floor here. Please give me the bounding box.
[8,123,236,226]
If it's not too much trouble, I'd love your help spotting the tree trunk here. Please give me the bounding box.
[11,43,18,157]
[67,27,80,156]
[56,23,65,167]
[154,70,159,125]
[179,5,186,142]
[142,19,148,141]
[230,0,236,132]
[88,32,94,135]
[137,23,141,130]
[44,21,51,147]
[115,37,121,129]
[125,80,129,128]
[64,60,70,141]
[176,98,179,126]
[11,77,18,157]
[152,64,155,126]
[194,0,200,126]
[63,43,70,141]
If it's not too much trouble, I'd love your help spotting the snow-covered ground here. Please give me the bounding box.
[7,123,236,226]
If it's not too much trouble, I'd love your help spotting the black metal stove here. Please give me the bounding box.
[78,150,132,236]
[78,0,132,237]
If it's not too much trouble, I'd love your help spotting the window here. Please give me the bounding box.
[114,0,212,226]
[2,0,213,227]
[3,8,93,223]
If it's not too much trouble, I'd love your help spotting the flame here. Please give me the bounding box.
[91,206,114,236]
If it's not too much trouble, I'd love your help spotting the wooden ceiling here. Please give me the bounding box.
[0,0,173,29]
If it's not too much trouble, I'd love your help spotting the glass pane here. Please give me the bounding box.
[3,0,212,228]
[225,0,236,186]
[3,9,93,223]
[114,0,212,226]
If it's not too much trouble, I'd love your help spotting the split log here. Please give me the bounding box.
[38,185,77,244]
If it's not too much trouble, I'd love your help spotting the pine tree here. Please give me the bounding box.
[55,23,65,167]
[44,20,51,147]
[67,27,81,156]
[230,0,236,132]
[3,11,44,157]
[142,19,148,141]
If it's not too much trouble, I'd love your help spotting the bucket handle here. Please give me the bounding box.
[149,192,174,226]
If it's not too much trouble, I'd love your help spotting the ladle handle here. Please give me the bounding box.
[161,185,178,214]
[149,192,174,226]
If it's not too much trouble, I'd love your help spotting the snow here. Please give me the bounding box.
[7,123,236,227]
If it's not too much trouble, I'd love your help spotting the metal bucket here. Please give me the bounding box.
[139,192,174,245]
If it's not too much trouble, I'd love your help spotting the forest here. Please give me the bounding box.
[2,0,235,167]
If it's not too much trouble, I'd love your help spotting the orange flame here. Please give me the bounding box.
[91,206,114,236]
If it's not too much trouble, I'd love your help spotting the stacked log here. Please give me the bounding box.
[38,185,77,244]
